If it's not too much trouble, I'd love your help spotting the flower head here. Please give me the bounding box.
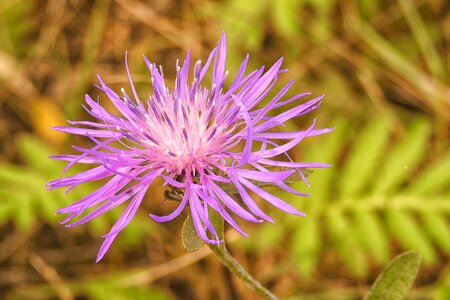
[47,33,332,262]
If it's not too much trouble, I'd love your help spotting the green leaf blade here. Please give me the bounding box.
[372,119,431,195]
[339,117,390,198]
[354,210,390,264]
[181,212,204,252]
[422,212,450,255]
[292,218,321,277]
[405,151,450,196]
[386,210,436,264]
[326,210,368,278]
[364,251,421,300]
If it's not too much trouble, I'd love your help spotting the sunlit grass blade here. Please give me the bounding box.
[358,22,442,106]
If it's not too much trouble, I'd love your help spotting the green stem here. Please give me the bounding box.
[208,242,278,300]
[207,211,278,300]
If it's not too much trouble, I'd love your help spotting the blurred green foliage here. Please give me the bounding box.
[0,0,32,56]
[298,117,449,274]
[0,135,68,231]
[86,282,168,300]
[0,0,449,299]
[0,135,153,243]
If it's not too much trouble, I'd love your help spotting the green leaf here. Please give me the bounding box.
[364,251,421,300]
[13,193,35,231]
[39,192,62,221]
[386,210,436,264]
[292,218,321,276]
[0,164,33,183]
[405,151,450,196]
[421,212,450,254]
[326,210,368,278]
[16,135,54,171]
[86,281,168,300]
[116,286,168,300]
[0,192,13,223]
[0,134,104,233]
[372,119,430,195]
[339,117,390,198]
[181,212,204,252]
[354,210,390,264]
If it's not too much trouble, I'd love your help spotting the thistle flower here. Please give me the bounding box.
[47,33,332,262]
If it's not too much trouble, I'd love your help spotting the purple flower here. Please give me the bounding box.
[47,33,332,262]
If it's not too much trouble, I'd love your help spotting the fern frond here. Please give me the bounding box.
[289,117,449,277]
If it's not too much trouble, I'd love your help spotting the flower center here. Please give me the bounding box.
[140,89,226,173]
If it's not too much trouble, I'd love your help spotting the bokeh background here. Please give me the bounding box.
[0,0,449,299]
